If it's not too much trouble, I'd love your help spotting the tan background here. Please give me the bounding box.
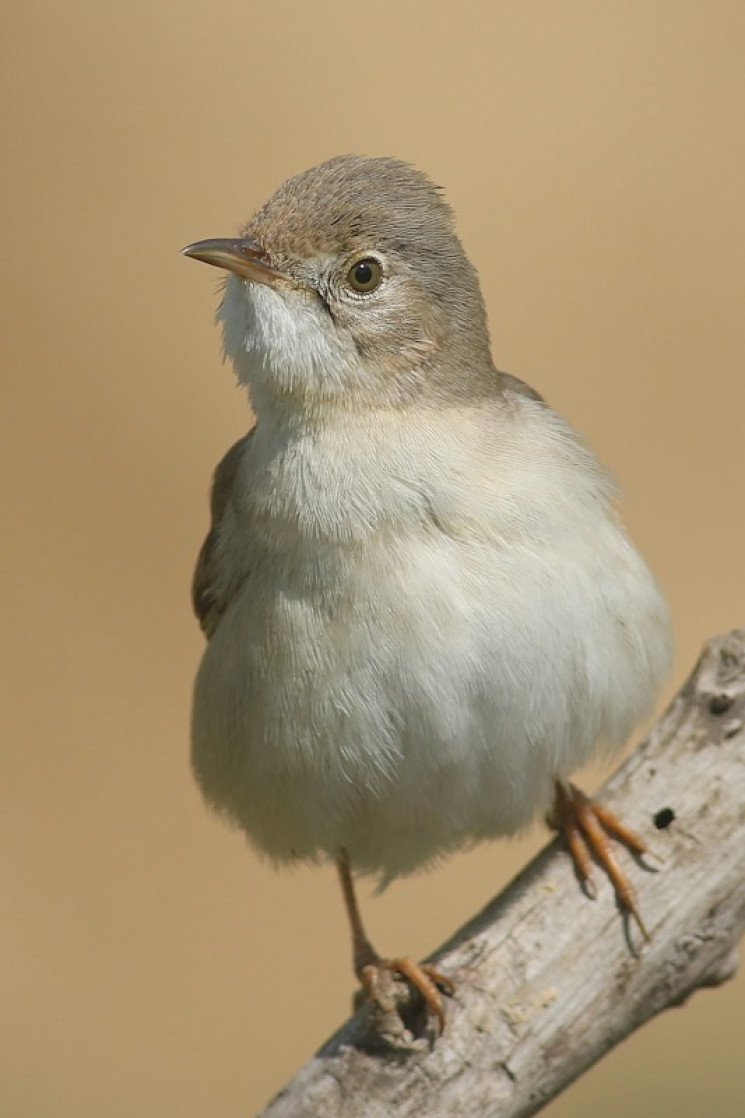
[3,2,744,1115]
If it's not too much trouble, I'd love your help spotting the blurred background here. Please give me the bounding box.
[3,2,744,1115]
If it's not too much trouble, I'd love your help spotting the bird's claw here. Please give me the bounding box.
[553,780,651,940]
[358,956,453,1035]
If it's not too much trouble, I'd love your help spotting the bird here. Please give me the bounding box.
[182,155,672,1033]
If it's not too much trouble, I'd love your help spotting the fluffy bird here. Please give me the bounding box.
[183,155,672,1029]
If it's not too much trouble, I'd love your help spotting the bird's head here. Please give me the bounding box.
[182,155,493,415]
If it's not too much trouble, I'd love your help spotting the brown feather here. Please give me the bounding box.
[192,428,255,638]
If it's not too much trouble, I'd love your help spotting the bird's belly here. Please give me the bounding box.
[191,525,668,879]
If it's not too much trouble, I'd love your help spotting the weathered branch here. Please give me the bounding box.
[259,630,745,1117]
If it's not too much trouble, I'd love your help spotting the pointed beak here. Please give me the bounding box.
[181,237,286,285]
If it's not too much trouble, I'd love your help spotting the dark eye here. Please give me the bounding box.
[347,257,383,293]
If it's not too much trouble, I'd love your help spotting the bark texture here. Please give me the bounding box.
[259,630,745,1117]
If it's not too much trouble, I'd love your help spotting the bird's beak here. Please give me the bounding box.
[181,237,285,285]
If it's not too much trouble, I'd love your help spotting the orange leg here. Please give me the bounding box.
[553,781,650,940]
[336,851,454,1032]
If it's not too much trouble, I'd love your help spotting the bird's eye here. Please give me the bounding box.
[347,257,383,293]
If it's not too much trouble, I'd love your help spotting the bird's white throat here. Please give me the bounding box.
[218,274,377,409]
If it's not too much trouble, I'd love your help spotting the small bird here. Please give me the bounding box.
[183,155,672,1032]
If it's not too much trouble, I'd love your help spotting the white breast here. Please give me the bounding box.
[191,395,672,881]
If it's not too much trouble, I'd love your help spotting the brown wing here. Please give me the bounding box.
[192,428,255,639]
[496,369,545,403]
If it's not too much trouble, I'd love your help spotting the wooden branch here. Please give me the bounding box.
[259,630,745,1117]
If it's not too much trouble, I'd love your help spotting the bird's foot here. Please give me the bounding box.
[356,955,454,1038]
[552,780,650,940]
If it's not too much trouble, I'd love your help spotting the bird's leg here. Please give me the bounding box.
[552,780,650,939]
[336,849,379,975]
[336,851,453,1032]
